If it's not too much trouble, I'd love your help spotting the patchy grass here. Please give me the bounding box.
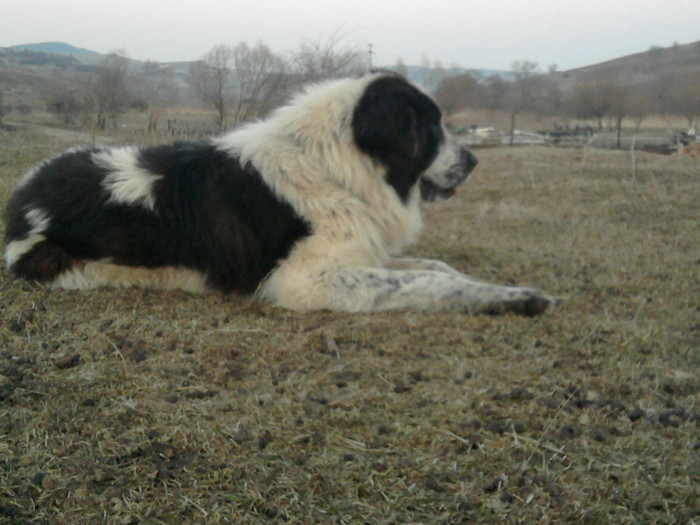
[0,131,698,524]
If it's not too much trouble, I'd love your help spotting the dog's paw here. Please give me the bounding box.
[481,288,554,317]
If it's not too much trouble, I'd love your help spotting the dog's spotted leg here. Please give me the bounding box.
[292,267,554,316]
[387,257,473,278]
[314,267,553,316]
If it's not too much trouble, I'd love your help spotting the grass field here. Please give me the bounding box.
[0,129,698,524]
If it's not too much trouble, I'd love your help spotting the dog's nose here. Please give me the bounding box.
[462,148,478,172]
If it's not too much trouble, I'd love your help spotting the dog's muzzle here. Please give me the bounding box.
[420,148,478,202]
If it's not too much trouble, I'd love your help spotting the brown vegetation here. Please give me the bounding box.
[434,41,700,138]
[1,40,698,146]
[0,35,368,136]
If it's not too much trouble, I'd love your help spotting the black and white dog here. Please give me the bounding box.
[4,74,552,315]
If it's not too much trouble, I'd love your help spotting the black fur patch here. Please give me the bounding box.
[12,240,75,281]
[5,143,310,292]
[352,76,444,202]
[139,142,310,292]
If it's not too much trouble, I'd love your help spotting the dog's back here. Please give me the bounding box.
[4,142,309,292]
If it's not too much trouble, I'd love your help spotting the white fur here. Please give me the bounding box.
[4,208,51,269]
[95,148,162,210]
[424,132,466,188]
[26,207,50,232]
[215,76,424,262]
[5,234,46,269]
[50,262,208,293]
[216,75,552,315]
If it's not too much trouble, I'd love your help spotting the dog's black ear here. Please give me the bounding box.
[352,82,420,159]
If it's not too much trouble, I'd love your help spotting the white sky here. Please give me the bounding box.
[1,0,699,71]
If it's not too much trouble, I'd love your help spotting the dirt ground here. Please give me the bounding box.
[0,129,698,524]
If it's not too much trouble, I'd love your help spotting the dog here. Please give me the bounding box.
[4,73,552,315]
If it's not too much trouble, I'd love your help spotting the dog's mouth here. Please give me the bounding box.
[419,148,477,202]
[419,178,458,202]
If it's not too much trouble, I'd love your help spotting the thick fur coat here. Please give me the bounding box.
[4,74,552,315]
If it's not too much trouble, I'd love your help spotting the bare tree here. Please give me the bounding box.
[291,32,366,83]
[132,61,178,134]
[46,84,85,126]
[188,45,235,131]
[188,43,289,130]
[572,76,631,148]
[508,60,538,146]
[87,53,130,130]
[481,74,509,110]
[627,91,654,131]
[668,72,700,129]
[230,42,288,123]
[542,79,563,117]
[573,82,610,130]
[606,83,630,148]
[434,72,479,115]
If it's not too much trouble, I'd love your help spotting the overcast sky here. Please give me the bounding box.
[2,0,699,71]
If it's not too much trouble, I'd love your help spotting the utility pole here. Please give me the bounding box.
[368,43,375,71]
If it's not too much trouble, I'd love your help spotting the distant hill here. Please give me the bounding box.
[4,41,515,83]
[2,39,698,118]
[384,65,515,88]
[546,40,700,92]
[9,42,102,64]
[5,39,699,86]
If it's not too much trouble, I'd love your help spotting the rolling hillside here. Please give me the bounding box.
[3,39,699,90]
[9,42,102,64]
[548,40,700,92]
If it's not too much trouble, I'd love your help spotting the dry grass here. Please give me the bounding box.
[0,130,698,524]
[446,108,690,136]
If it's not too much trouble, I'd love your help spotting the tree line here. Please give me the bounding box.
[42,36,366,133]
[433,57,700,146]
[24,39,700,138]
[186,36,365,131]
[43,53,173,131]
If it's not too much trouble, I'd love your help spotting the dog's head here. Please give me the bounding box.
[352,74,477,203]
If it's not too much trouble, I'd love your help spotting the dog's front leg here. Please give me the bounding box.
[319,267,553,316]
[387,257,471,277]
